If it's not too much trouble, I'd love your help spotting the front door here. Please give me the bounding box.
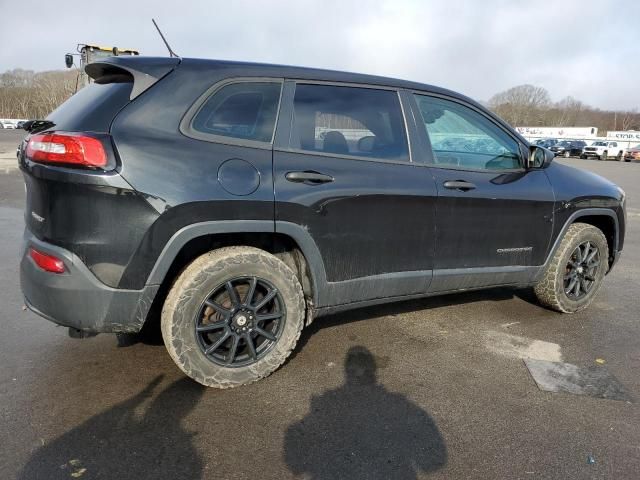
[410,93,555,291]
[273,82,438,307]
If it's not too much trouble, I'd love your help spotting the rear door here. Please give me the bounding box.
[409,93,555,291]
[273,81,437,307]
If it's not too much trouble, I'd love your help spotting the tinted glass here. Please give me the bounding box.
[291,84,409,161]
[47,81,133,132]
[414,94,521,170]
[192,82,281,142]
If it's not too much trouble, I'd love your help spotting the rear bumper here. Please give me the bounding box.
[20,231,159,333]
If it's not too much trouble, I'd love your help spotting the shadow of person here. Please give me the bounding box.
[284,346,447,479]
[19,375,205,480]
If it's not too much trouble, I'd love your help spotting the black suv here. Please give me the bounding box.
[549,140,587,157]
[533,138,558,148]
[19,57,626,388]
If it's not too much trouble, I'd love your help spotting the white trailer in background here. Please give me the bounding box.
[606,131,640,151]
[516,126,598,142]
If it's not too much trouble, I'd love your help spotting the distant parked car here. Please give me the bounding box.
[581,141,625,161]
[533,138,558,148]
[549,140,586,157]
[624,144,640,162]
[1,122,15,129]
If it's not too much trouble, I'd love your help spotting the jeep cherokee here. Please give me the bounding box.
[581,141,625,161]
[19,56,626,388]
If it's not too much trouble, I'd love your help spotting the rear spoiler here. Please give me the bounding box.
[85,56,181,100]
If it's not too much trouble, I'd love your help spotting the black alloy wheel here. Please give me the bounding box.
[564,241,600,300]
[195,277,286,367]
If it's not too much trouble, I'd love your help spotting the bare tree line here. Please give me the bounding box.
[1,69,639,134]
[488,84,640,133]
[0,69,78,119]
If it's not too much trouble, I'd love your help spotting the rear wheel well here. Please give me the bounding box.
[572,215,616,266]
[141,233,315,336]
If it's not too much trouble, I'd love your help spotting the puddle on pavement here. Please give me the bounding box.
[524,359,633,402]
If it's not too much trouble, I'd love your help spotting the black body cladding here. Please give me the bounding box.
[19,56,625,333]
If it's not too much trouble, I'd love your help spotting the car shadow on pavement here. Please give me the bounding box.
[284,346,447,479]
[18,375,205,480]
[293,287,528,355]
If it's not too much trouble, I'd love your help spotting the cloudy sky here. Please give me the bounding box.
[1,0,638,110]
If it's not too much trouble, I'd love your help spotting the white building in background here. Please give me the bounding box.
[515,126,598,140]
[516,126,640,150]
[607,131,640,143]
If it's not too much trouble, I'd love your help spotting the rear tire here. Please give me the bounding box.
[563,150,570,158]
[617,151,623,161]
[533,223,608,313]
[161,246,305,388]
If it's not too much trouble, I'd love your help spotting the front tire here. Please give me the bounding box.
[602,151,608,161]
[563,150,570,158]
[161,246,305,388]
[534,223,608,313]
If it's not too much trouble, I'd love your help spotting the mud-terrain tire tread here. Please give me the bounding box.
[161,246,305,388]
[533,223,608,313]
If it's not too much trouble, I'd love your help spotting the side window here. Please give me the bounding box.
[290,84,409,161]
[191,82,282,143]
[413,94,522,170]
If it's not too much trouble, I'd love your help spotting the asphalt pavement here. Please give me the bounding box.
[1,133,639,479]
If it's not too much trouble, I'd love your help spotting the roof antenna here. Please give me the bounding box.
[152,18,179,58]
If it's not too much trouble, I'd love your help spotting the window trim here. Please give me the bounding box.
[279,79,413,164]
[179,77,284,150]
[409,90,527,173]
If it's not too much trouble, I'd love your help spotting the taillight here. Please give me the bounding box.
[29,248,65,274]
[26,132,108,169]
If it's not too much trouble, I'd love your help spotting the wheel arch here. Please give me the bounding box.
[546,209,618,271]
[145,221,327,308]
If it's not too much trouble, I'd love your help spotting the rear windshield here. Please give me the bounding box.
[47,81,133,133]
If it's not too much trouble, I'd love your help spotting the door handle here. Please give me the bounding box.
[443,180,476,191]
[285,171,334,185]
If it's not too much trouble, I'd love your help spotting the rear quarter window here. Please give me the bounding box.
[189,82,282,143]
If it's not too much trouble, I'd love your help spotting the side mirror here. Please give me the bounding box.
[64,54,74,68]
[528,145,554,169]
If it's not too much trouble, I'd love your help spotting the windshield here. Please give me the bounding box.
[593,141,607,146]
[557,141,571,147]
